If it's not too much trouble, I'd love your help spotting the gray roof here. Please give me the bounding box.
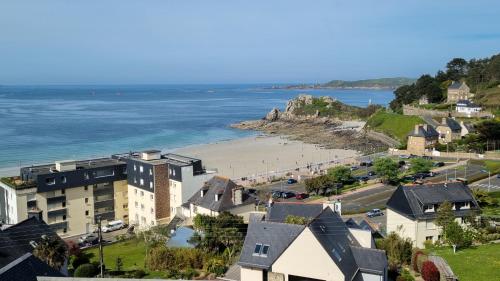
[456,100,480,108]
[238,220,305,269]
[448,81,463,89]
[0,253,63,281]
[187,176,256,212]
[408,125,439,138]
[387,182,480,220]
[439,118,461,132]
[0,217,61,268]
[266,202,323,223]
[351,246,388,275]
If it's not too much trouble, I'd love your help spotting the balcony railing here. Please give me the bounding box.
[48,221,67,230]
[47,195,66,204]
[48,208,67,217]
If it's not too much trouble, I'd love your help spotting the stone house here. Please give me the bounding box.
[386,182,479,248]
[435,117,462,144]
[447,81,472,103]
[239,204,388,281]
[406,124,439,155]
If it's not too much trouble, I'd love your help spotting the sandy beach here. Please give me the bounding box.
[175,135,360,180]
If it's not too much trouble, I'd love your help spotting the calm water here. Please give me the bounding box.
[0,85,393,170]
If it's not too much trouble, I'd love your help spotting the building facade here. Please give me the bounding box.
[435,117,462,144]
[456,100,482,117]
[406,124,439,155]
[386,182,479,248]
[447,81,472,103]
[0,158,128,237]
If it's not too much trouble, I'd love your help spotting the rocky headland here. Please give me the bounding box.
[231,94,389,153]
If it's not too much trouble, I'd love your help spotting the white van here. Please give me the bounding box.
[102,220,125,233]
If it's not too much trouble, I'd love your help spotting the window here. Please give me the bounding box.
[61,176,67,184]
[123,204,128,209]
[134,165,137,171]
[140,191,144,197]
[61,189,65,195]
[84,172,90,180]
[141,204,144,210]
[149,169,153,175]
[46,177,56,185]
[85,210,89,216]
[85,198,89,203]
[135,201,138,207]
[140,166,144,173]
[84,186,88,191]
[63,228,67,233]
[62,215,66,221]
[140,179,144,186]
[151,208,154,214]
[94,169,114,178]
[426,236,433,241]
[149,181,153,189]
[331,248,342,261]
[261,245,270,257]
[150,194,154,200]
[62,202,66,207]
[253,244,262,256]
[134,177,137,184]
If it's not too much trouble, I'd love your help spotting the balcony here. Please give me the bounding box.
[48,208,67,217]
[94,211,115,222]
[93,185,114,196]
[94,198,114,209]
[47,195,66,204]
[48,221,67,231]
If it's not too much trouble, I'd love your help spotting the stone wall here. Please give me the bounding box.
[403,105,494,118]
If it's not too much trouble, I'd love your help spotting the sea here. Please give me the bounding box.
[0,84,393,172]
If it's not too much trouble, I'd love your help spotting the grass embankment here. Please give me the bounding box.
[470,159,500,174]
[433,243,500,281]
[482,191,500,217]
[85,239,165,278]
[366,110,423,142]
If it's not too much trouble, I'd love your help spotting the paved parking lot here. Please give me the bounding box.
[470,174,500,191]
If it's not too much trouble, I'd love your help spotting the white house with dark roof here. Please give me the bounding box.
[182,176,256,222]
[239,204,388,281]
[455,99,482,117]
[386,182,480,248]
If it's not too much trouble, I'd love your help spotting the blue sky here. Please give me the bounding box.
[0,0,499,84]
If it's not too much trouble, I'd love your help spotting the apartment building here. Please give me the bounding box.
[386,182,480,248]
[0,158,128,237]
[123,150,214,229]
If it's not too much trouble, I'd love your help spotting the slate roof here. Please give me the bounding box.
[0,253,63,281]
[448,81,463,89]
[345,218,361,229]
[238,220,305,269]
[239,205,388,280]
[439,118,462,132]
[386,182,480,220]
[0,217,61,268]
[187,176,256,212]
[266,202,323,223]
[351,246,388,275]
[408,125,439,138]
[456,99,480,108]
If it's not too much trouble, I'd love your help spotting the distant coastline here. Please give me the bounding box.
[267,77,416,90]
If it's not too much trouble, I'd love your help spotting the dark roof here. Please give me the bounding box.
[309,208,360,281]
[351,246,388,275]
[440,118,462,132]
[345,218,361,229]
[187,176,256,212]
[266,203,323,223]
[456,99,480,108]
[238,221,304,269]
[0,253,63,281]
[448,81,463,89]
[387,182,480,220]
[0,217,61,268]
[408,124,439,138]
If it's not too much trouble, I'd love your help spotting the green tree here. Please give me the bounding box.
[74,263,97,277]
[327,166,352,184]
[475,120,500,141]
[373,157,399,183]
[444,221,474,250]
[305,177,321,195]
[435,201,454,233]
[284,215,310,225]
[410,158,433,174]
[377,232,413,270]
[33,235,68,270]
[446,58,468,81]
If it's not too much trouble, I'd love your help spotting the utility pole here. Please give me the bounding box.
[97,216,104,278]
[488,170,491,192]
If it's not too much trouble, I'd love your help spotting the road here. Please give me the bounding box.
[340,184,396,214]
[469,174,500,191]
[427,164,485,183]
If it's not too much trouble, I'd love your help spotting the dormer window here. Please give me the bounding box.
[215,193,220,202]
[200,189,207,197]
[424,205,435,213]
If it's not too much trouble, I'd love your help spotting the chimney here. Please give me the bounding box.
[323,199,342,215]
[414,125,420,134]
[232,187,243,205]
[28,209,43,221]
[423,124,428,131]
[442,117,447,124]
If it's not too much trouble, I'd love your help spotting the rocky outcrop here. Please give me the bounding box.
[265,107,281,121]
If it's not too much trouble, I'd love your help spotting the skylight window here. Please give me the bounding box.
[337,242,346,253]
[331,248,342,261]
[261,244,270,257]
[253,243,262,256]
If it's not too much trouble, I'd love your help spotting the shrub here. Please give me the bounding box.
[146,246,205,271]
[206,258,227,276]
[183,268,198,279]
[416,253,428,273]
[421,261,440,281]
[71,255,90,270]
[132,269,146,279]
[396,269,415,281]
[411,250,424,272]
[74,263,97,277]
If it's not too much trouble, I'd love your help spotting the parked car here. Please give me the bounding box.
[368,171,376,176]
[399,155,411,159]
[433,162,445,167]
[358,176,369,182]
[79,233,99,246]
[497,174,500,179]
[102,220,125,233]
[350,166,359,171]
[272,191,282,198]
[287,178,298,184]
[422,156,433,160]
[281,191,296,199]
[366,209,384,218]
[295,193,309,200]
[360,161,373,167]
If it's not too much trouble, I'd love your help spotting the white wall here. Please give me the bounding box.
[272,227,344,281]
[128,185,157,229]
[386,208,417,246]
[241,267,264,281]
[169,167,215,217]
[349,228,374,248]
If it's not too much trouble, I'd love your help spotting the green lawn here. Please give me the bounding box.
[84,239,166,278]
[433,243,500,281]
[366,110,423,142]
